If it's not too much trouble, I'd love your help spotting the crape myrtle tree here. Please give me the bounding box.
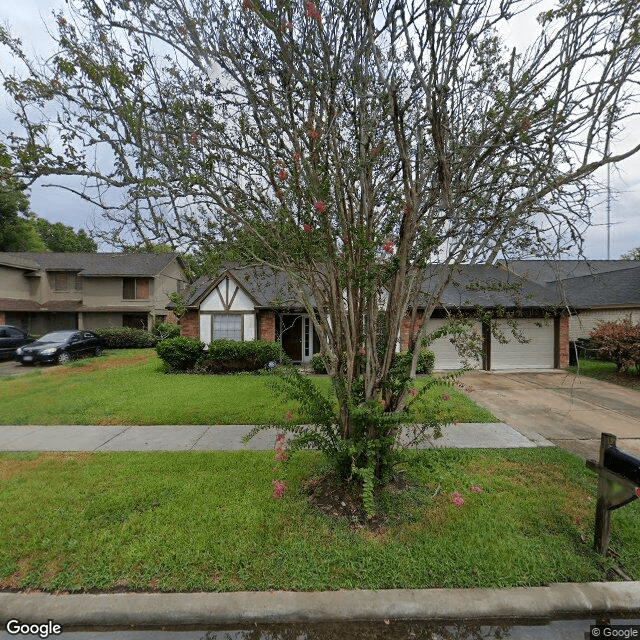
[2,0,640,491]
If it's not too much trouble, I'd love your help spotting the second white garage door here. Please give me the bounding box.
[490,318,555,370]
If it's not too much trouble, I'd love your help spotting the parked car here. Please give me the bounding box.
[0,325,35,359]
[15,330,104,365]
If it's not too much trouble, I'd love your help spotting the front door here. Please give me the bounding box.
[279,314,313,363]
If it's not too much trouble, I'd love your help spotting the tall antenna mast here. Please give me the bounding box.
[607,160,611,260]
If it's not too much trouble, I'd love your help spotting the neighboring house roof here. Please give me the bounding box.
[0,298,42,311]
[552,264,640,308]
[0,255,41,271]
[412,264,561,310]
[499,259,640,309]
[0,252,185,277]
[184,263,559,312]
[499,259,636,284]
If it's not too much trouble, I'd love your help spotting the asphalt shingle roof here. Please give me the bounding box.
[0,252,182,277]
[499,259,636,284]
[186,263,559,311]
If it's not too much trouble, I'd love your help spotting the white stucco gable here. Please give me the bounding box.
[200,274,256,312]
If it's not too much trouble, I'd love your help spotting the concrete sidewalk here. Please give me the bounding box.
[0,422,554,452]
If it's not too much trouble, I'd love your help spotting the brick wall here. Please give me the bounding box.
[259,310,276,341]
[558,313,569,368]
[166,310,178,325]
[180,310,199,339]
[399,311,424,351]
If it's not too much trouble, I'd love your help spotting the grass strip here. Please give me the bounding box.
[1,447,636,592]
[0,350,496,425]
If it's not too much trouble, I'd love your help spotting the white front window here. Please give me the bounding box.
[212,314,242,341]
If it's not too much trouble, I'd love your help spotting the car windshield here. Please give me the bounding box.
[36,331,75,343]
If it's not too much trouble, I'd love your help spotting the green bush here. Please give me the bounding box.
[93,327,158,349]
[152,322,181,340]
[310,353,328,374]
[156,336,206,371]
[197,339,286,373]
[394,348,435,375]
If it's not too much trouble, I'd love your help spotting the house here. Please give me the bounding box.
[499,259,640,340]
[178,263,569,370]
[0,252,189,335]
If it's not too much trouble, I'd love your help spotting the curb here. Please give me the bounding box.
[1,583,639,628]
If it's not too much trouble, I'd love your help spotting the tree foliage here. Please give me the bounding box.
[34,217,97,252]
[2,0,640,489]
[621,247,640,260]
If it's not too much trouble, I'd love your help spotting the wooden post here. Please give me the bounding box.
[594,432,617,555]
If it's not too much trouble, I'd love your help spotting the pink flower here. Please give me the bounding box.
[272,480,286,499]
[305,1,321,23]
[189,133,198,144]
[242,0,253,10]
[451,492,464,508]
[408,387,417,397]
[278,170,288,181]
[51,79,61,88]
[303,223,312,232]
[378,398,386,409]
[275,450,288,462]
[57,17,67,26]
[383,240,394,254]
[314,201,327,214]
[442,392,450,401]
[308,129,320,140]
[469,485,483,493]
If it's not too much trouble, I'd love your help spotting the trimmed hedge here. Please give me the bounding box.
[590,319,640,373]
[156,336,206,371]
[93,327,158,349]
[152,322,181,340]
[197,339,286,373]
[310,353,327,374]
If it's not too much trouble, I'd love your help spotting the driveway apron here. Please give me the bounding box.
[462,370,640,459]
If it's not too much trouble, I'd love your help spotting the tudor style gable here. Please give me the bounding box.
[197,273,258,344]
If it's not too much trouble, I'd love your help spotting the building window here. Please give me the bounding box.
[212,314,242,341]
[123,313,148,329]
[51,271,81,292]
[123,278,150,300]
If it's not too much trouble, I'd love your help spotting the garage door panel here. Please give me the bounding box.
[491,318,555,370]
[425,319,482,370]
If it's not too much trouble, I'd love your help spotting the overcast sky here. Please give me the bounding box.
[1,0,639,258]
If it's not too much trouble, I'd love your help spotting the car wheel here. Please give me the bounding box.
[57,352,71,365]
[94,346,103,357]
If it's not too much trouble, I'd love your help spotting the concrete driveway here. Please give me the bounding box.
[0,359,31,377]
[461,370,640,460]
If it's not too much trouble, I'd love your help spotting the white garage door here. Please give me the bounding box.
[490,318,555,370]
[424,319,482,370]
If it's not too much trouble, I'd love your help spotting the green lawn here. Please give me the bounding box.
[568,358,640,391]
[0,447,636,592]
[0,349,497,425]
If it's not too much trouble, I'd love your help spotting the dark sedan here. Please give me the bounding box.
[0,325,35,359]
[15,330,103,365]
